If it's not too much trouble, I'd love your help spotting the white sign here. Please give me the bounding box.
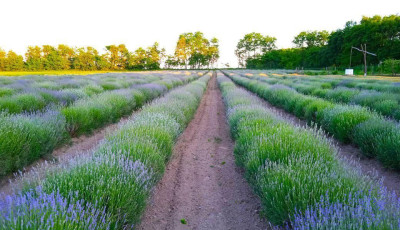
[345,69,354,75]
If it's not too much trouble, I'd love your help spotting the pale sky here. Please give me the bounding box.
[0,0,399,68]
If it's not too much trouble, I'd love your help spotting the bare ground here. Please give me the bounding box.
[0,117,129,196]
[138,75,268,230]
[241,85,400,194]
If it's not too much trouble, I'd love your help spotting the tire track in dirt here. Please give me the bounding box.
[138,74,268,230]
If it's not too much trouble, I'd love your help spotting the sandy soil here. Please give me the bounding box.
[241,85,400,195]
[138,74,268,230]
[0,117,129,196]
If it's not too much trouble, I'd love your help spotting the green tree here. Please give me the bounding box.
[42,45,64,70]
[174,32,219,69]
[129,47,147,70]
[105,44,129,70]
[164,55,179,68]
[128,42,165,70]
[0,48,6,71]
[4,50,24,71]
[145,42,163,69]
[58,44,75,70]
[293,30,330,48]
[72,47,99,70]
[174,33,192,69]
[235,32,276,67]
[383,59,400,76]
[25,46,43,70]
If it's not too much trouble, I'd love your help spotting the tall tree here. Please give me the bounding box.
[174,33,191,69]
[0,48,7,71]
[105,44,129,70]
[174,32,219,69]
[208,37,219,68]
[235,32,277,67]
[4,50,24,71]
[25,46,43,70]
[42,45,63,70]
[293,30,330,48]
[145,42,163,69]
[58,44,75,70]
[72,47,100,70]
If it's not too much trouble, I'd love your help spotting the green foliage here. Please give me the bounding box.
[1,41,169,71]
[293,30,330,48]
[0,50,24,71]
[244,15,400,70]
[235,32,277,68]
[173,32,219,69]
[382,59,400,76]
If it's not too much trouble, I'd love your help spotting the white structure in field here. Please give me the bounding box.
[345,69,354,75]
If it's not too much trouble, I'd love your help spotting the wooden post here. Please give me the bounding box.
[349,47,353,68]
[362,44,367,76]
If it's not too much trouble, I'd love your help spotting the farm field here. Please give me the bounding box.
[0,71,204,176]
[0,70,400,229]
[226,70,400,170]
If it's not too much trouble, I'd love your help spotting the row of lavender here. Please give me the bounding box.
[245,71,400,121]
[0,72,203,177]
[227,71,400,171]
[0,74,210,229]
[0,73,163,114]
[243,69,400,94]
[218,73,400,229]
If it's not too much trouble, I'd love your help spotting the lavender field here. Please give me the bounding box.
[1,70,400,229]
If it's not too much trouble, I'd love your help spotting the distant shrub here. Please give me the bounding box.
[325,87,360,103]
[100,82,119,91]
[0,93,46,114]
[303,98,334,123]
[311,88,329,97]
[0,110,68,176]
[320,105,377,143]
[83,85,104,96]
[372,99,399,117]
[382,59,400,76]
[0,88,14,97]
[353,119,400,169]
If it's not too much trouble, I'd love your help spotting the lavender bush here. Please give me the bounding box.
[291,187,400,230]
[0,187,113,230]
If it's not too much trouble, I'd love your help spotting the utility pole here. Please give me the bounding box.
[349,44,377,76]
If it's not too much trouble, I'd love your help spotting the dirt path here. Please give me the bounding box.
[237,81,400,195]
[138,74,268,230]
[0,117,129,196]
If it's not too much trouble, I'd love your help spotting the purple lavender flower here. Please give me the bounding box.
[291,187,400,229]
[0,187,113,230]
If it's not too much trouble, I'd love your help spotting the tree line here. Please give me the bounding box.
[0,31,219,71]
[237,15,400,71]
